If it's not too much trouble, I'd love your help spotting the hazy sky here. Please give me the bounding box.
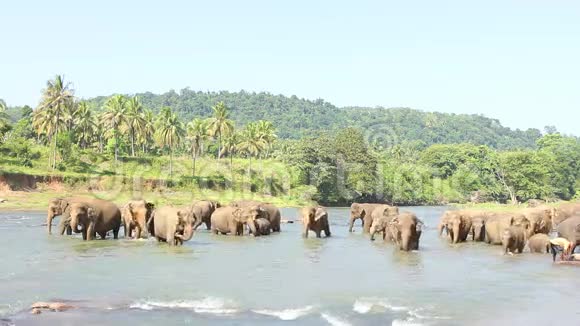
[1,0,579,134]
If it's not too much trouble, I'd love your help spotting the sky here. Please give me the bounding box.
[1,0,579,134]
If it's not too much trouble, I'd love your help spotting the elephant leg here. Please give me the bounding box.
[205,220,211,230]
[81,228,87,240]
[86,223,95,241]
[99,231,107,239]
[135,227,142,239]
[348,218,355,232]
[66,225,72,235]
[324,226,331,237]
[211,227,219,235]
[230,224,239,236]
[113,227,120,239]
[316,230,322,238]
[57,219,68,235]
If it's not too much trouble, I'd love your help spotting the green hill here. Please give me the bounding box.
[80,89,541,150]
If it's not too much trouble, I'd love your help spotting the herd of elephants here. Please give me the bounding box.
[45,197,580,261]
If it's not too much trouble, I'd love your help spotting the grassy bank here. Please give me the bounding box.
[0,188,310,211]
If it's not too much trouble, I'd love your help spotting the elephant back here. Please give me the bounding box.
[556,215,580,245]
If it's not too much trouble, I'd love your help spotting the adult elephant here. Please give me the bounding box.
[253,218,271,236]
[121,200,155,239]
[387,212,423,251]
[527,233,551,253]
[152,205,196,246]
[349,203,382,233]
[69,199,122,240]
[553,203,580,226]
[519,206,554,237]
[210,206,260,236]
[46,197,87,235]
[230,200,281,232]
[437,211,452,237]
[300,206,331,238]
[484,213,516,245]
[556,215,580,253]
[192,200,221,230]
[445,212,472,244]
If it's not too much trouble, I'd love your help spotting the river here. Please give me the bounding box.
[0,206,578,325]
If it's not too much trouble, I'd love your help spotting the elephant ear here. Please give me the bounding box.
[58,199,69,212]
[314,208,326,222]
[232,208,243,222]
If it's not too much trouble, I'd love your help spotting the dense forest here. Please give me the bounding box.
[27,89,546,150]
[1,76,579,206]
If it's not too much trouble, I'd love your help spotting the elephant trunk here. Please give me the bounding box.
[180,223,194,242]
[369,226,376,241]
[47,212,54,234]
[248,220,257,237]
[70,214,82,234]
[452,224,461,243]
[437,223,445,236]
[400,231,412,251]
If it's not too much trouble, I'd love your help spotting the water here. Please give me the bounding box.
[1,207,579,325]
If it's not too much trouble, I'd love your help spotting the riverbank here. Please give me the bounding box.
[0,189,310,211]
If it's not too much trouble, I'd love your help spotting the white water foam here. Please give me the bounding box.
[353,298,411,314]
[391,319,424,326]
[129,297,238,314]
[253,305,314,320]
[320,312,352,326]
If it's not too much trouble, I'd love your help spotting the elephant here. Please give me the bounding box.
[254,218,271,236]
[556,215,580,254]
[527,233,551,253]
[445,212,473,244]
[46,197,87,235]
[520,206,554,236]
[484,213,517,245]
[437,211,452,236]
[69,199,122,240]
[192,200,221,230]
[387,212,423,251]
[152,205,196,246]
[502,226,526,254]
[210,206,260,236]
[553,203,580,226]
[471,216,486,242]
[300,206,331,238]
[369,206,400,241]
[121,200,155,239]
[349,203,382,233]
[230,200,281,232]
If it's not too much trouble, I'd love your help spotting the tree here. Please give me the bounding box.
[238,122,266,173]
[74,102,95,149]
[138,109,155,154]
[34,75,74,169]
[102,95,128,163]
[0,99,11,139]
[256,120,277,158]
[222,132,240,170]
[124,96,146,157]
[207,101,234,162]
[186,118,209,176]
[155,107,184,178]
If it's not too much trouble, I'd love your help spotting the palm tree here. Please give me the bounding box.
[102,94,128,163]
[124,96,146,157]
[35,75,74,169]
[74,102,95,149]
[207,102,234,162]
[63,100,79,132]
[256,120,277,158]
[138,109,155,154]
[222,132,240,171]
[238,122,266,174]
[186,118,209,176]
[155,107,184,178]
[0,99,10,133]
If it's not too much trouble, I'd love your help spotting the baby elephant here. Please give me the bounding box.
[301,206,331,238]
[502,226,526,254]
[527,233,551,253]
[254,218,271,236]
